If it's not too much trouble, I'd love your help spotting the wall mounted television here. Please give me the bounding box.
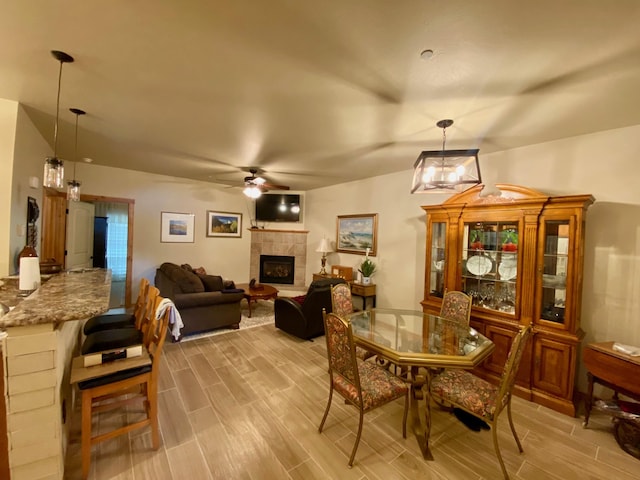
[255,193,302,222]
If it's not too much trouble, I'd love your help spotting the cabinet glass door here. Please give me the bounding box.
[429,222,447,298]
[540,220,569,325]
[461,221,518,315]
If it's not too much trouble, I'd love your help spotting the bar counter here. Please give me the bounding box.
[0,269,111,328]
[0,269,111,480]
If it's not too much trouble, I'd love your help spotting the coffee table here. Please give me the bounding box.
[235,283,279,317]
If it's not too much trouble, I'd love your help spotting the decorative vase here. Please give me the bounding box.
[18,245,41,293]
[362,276,371,285]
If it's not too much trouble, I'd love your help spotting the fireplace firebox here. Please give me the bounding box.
[259,255,295,285]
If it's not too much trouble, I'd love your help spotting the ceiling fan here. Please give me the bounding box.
[242,168,290,198]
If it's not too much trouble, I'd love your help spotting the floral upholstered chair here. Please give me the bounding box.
[319,312,409,467]
[430,325,532,480]
[330,283,374,361]
[440,290,472,326]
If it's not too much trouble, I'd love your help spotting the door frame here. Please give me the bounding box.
[41,188,135,307]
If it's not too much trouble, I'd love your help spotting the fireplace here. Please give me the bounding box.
[260,255,295,285]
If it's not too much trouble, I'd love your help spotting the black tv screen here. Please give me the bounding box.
[255,194,302,222]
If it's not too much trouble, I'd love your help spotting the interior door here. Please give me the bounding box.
[66,201,95,269]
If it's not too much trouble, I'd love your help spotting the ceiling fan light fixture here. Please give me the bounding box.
[43,50,74,189]
[67,107,86,202]
[411,119,481,194]
[243,185,262,199]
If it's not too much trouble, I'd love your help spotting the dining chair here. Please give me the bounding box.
[430,325,532,480]
[81,285,160,355]
[83,277,150,335]
[330,283,375,361]
[319,311,409,467]
[439,290,472,326]
[78,294,171,480]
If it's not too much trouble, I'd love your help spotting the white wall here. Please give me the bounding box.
[305,123,640,392]
[0,99,18,276]
[10,105,49,271]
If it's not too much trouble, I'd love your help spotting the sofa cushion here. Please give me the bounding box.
[197,274,224,292]
[160,262,204,294]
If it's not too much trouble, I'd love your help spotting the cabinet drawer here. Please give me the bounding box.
[351,284,375,296]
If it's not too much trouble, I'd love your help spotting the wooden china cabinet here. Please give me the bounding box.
[421,184,594,416]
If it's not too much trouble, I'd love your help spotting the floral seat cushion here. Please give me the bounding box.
[333,360,407,411]
[431,369,500,420]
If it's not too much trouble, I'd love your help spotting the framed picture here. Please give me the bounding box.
[160,212,195,243]
[336,213,378,255]
[206,210,243,238]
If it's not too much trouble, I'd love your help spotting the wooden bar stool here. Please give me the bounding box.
[71,295,171,479]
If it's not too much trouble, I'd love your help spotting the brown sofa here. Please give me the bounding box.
[154,262,244,340]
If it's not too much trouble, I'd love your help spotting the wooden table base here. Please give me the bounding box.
[410,366,434,460]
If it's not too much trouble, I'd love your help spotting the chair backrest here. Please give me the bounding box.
[331,283,354,316]
[323,312,360,392]
[138,285,160,336]
[301,278,347,322]
[147,295,171,366]
[132,278,151,322]
[495,325,532,414]
[440,290,472,326]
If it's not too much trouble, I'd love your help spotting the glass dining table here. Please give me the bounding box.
[346,308,495,460]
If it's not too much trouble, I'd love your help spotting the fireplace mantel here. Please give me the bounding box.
[249,229,308,287]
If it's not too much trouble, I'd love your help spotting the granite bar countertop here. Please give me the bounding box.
[0,269,111,328]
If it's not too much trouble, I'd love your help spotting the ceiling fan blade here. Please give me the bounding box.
[261,182,290,191]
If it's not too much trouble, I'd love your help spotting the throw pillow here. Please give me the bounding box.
[198,274,224,292]
[292,295,306,305]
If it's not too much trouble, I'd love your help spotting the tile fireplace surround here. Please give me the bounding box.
[249,229,308,288]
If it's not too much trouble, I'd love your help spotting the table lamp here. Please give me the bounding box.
[316,238,333,275]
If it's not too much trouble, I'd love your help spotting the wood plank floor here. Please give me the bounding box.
[64,324,640,479]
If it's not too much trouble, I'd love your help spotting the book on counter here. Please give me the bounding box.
[83,344,143,367]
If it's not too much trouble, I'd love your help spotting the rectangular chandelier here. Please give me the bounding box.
[410,148,481,193]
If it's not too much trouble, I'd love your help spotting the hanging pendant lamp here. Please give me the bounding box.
[67,108,85,201]
[410,119,481,193]
[43,50,74,188]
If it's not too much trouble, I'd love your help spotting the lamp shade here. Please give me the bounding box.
[411,148,481,193]
[316,238,332,253]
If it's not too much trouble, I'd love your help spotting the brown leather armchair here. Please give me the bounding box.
[274,277,346,340]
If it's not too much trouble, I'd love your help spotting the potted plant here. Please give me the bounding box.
[359,258,376,285]
[470,230,483,250]
[501,229,518,252]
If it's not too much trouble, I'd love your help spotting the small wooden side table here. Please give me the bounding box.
[350,282,376,309]
[236,283,279,317]
[583,341,640,427]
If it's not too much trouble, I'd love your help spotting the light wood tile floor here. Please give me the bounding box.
[64,324,640,479]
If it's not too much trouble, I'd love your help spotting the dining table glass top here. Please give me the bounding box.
[347,308,494,368]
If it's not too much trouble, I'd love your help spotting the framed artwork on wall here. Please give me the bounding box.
[206,211,242,238]
[160,212,195,243]
[336,213,378,255]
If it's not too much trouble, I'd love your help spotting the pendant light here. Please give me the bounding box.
[43,50,74,188]
[67,108,85,201]
[411,119,481,193]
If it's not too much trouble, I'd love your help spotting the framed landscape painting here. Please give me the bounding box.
[206,211,242,238]
[161,212,195,243]
[336,213,378,255]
